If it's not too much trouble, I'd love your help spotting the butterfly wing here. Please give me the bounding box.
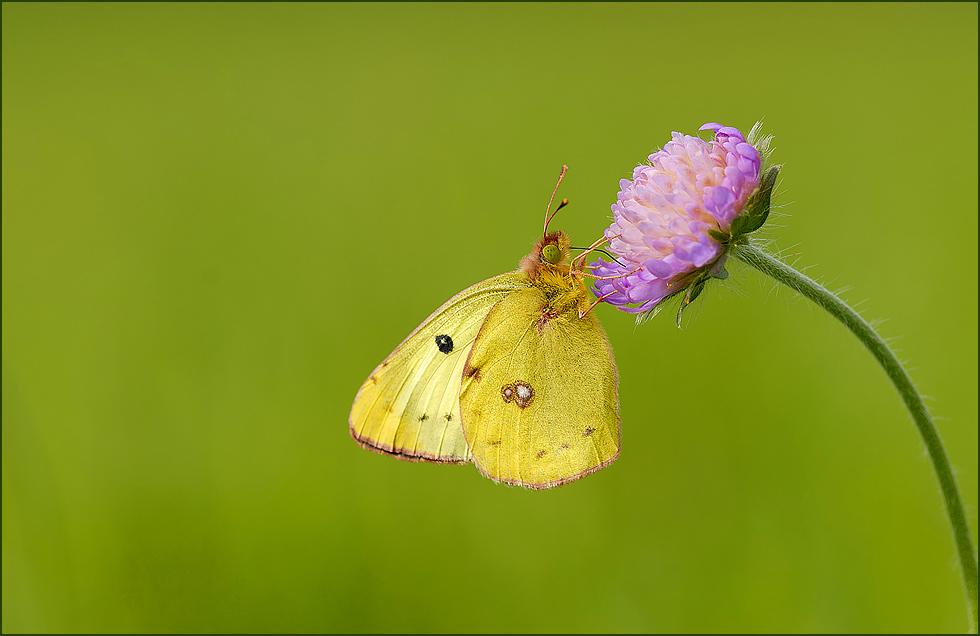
[459,281,621,488]
[350,272,532,463]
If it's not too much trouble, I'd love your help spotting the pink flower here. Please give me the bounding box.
[592,123,764,315]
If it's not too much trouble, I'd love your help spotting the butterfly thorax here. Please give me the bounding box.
[536,267,588,321]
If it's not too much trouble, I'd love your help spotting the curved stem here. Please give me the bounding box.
[731,241,978,632]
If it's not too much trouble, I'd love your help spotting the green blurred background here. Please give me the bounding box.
[3,2,976,632]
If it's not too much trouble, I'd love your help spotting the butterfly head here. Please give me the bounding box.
[520,231,572,279]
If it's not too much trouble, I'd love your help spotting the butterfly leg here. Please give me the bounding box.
[570,233,619,271]
[578,289,618,319]
[573,266,642,281]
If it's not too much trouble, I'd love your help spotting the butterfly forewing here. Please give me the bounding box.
[350,272,531,463]
[459,283,621,488]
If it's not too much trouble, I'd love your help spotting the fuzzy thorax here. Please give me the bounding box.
[536,268,588,317]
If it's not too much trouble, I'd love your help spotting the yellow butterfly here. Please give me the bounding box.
[349,167,621,489]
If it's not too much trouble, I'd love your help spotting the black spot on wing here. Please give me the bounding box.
[418,414,429,422]
[435,334,454,354]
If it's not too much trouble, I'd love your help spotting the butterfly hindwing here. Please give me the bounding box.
[350,272,532,463]
[459,275,621,488]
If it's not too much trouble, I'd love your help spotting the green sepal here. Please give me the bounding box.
[634,289,683,325]
[675,278,707,328]
[730,165,780,240]
[707,229,730,243]
[686,279,706,304]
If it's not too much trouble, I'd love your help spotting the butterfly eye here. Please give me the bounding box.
[542,244,562,264]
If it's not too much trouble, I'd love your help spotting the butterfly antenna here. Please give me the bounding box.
[543,165,569,235]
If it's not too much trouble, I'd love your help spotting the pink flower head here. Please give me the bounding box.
[592,123,763,314]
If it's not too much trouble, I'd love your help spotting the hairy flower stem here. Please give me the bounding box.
[732,241,978,632]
